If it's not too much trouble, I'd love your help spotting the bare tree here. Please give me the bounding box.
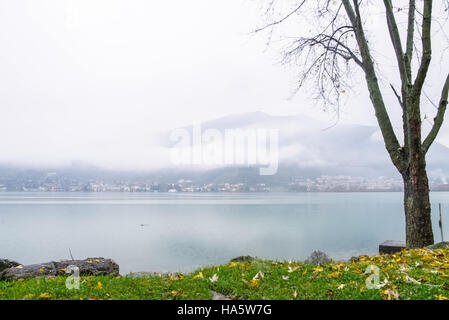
[256,0,449,248]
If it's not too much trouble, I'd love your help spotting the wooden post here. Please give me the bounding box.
[439,203,444,242]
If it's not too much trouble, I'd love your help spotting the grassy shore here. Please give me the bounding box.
[1,248,449,300]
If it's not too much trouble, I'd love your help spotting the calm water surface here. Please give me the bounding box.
[0,192,448,274]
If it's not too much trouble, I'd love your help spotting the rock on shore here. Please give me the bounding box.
[0,259,20,273]
[305,251,332,264]
[427,242,449,249]
[0,258,119,281]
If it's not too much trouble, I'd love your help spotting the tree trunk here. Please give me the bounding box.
[403,157,434,248]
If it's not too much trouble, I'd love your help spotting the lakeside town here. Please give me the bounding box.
[1,172,448,192]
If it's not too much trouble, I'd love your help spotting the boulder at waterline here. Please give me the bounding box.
[0,257,119,281]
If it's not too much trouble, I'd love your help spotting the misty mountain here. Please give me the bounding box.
[2,112,449,186]
[163,111,449,183]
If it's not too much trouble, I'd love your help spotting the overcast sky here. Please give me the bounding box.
[0,0,448,170]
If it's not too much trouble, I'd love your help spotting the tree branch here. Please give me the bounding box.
[413,0,433,98]
[383,0,410,88]
[422,73,449,153]
[405,0,416,80]
[300,30,363,68]
[391,84,403,108]
[254,0,307,33]
[342,0,405,172]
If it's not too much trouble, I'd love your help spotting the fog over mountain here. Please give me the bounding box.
[2,1,449,178]
[162,112,448,179]
[2,112,449,185]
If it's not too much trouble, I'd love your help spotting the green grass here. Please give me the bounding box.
[1,248,449,300]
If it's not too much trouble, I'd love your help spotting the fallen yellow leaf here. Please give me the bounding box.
[288,266,300,273]
[332,263,345,270]
[171,290,183,298]
[170,274,184,281]
[250,279,259,287]
[382,289,399,300]
[209,274,218,283]
[38,293,51,299]
[313,266,324,273]
[328,271,341,278]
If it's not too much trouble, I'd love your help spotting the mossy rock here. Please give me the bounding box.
[0,259,20,273]
[427,242,449,249]
[230,256,255,263]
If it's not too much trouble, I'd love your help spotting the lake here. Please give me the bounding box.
[0,192,448,274]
